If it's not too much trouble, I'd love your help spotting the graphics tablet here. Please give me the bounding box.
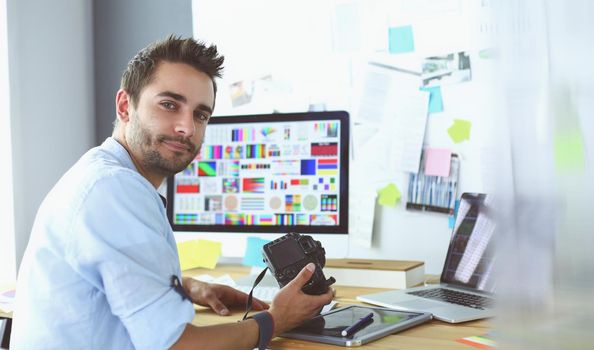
[281,305,432,347]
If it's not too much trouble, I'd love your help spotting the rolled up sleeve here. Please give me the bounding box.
[66,173,194,349]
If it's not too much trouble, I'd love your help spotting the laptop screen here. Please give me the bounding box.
[440,193,496,293]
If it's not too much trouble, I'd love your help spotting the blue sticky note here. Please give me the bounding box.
[448,215,456,229]
[420,86,444,113]
[448,199,461,229]
[242,237,270,267]
[388,25,415,54]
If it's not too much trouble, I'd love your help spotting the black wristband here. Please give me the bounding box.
[248,311,274,350]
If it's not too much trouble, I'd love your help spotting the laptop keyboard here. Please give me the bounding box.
[407,288,493,310]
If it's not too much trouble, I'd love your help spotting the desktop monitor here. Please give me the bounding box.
[166,111,350,258]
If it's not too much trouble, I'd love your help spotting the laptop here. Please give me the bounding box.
[357,193,496,323]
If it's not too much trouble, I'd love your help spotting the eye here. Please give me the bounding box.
[194,111,210,123]
[160,101,177,110]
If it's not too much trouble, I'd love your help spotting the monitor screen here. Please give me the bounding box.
[166,111,349,236]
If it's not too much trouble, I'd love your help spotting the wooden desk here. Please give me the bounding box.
[185,265,491,350]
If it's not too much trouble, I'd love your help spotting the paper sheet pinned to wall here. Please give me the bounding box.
[386,89,430,173]
[349,191,378,248]
[332,1,361,52]
[177,239,222,270]
[352,64,428,175]
[243,237,271,267]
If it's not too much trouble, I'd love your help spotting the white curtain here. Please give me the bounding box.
[494,1,594,348]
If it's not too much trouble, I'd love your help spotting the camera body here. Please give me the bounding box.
[262,232,336,295]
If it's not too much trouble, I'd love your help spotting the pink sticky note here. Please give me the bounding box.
[424,148,452,177]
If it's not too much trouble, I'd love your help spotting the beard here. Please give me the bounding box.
[127,114,201,177]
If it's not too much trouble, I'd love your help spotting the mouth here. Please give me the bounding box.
[161,140,192,153]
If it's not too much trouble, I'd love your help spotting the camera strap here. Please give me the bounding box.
[242,267,269,320]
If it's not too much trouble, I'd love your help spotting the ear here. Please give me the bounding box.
[115,89,131,123]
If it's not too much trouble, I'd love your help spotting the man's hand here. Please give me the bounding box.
[182,277,269,316]
[268,263,334,336]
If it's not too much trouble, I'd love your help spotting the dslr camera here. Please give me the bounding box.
[262,232,335,295]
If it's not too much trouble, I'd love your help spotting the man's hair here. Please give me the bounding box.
[120,34,224,109]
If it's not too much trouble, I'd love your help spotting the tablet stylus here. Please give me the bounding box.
[341,312,374,337]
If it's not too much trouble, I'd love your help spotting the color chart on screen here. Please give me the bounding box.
[168,112,349,232]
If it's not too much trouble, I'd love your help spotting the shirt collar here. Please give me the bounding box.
[101,137,168,209]
[101,137,138,173]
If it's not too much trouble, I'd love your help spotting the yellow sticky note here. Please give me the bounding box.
[447,119,472,143]
[177,239,222,270]
[377,183,401,207]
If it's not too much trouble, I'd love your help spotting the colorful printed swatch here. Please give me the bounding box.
[301,159,316,175]
[182,161,197,176]
[260,127,276,138]
[231,127,256,142]
[224,213,245,225]
[285,194,302,212]
[317,158,338,175]
[222,178,240,193]
[321,194,338,211]
[176,179,200,193]
[240,197,266,211]
[224,145,244,159]
[310,214,337,225]
[245,144,266,159]
[313,122,338,137]
[202,145,223,159]
[198,161,217,176]
[296,214,309,225]
[270,180,288,190]
[311,142,338,156]
[275,213,295,225]
[258,214,275,225]
[242,178,265,193]
[175,213,198,224]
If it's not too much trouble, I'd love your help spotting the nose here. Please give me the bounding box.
[174,111,195,137]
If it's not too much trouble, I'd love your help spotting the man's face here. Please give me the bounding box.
[122,61,215,178]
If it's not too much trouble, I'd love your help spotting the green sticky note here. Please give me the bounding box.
[479,48,497,59]
[388,25,415,54]
[177,239,222,270]
[554,131,585,172]
[377,183,401,207]
[447,119,472,143]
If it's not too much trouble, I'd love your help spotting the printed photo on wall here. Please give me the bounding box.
[421,51,471,87]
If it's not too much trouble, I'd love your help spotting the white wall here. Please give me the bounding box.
[93,0,193,143]
[192,0,497,273]
[7,0,95,268]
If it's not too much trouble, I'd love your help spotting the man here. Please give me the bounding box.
[11,36,333,349]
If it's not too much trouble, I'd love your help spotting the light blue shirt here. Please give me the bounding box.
[11,137,194,349]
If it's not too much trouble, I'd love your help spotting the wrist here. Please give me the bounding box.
[249,311,275,350]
